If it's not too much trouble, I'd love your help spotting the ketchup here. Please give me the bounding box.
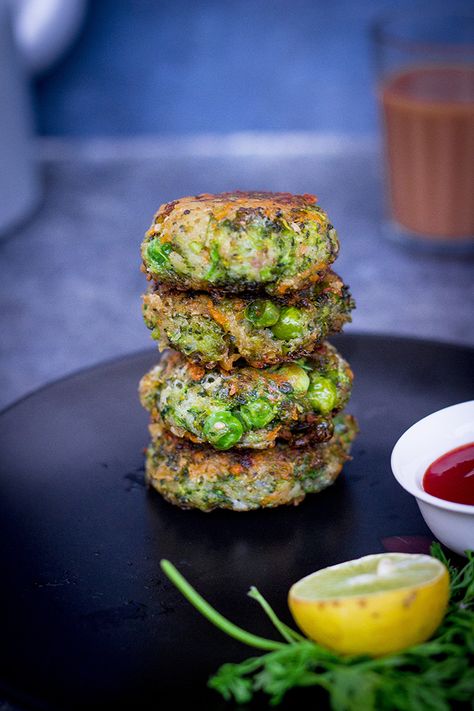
[423,442,474,506]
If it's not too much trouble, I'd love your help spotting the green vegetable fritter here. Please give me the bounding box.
[141,191,339,295]
[139,343,353,450]
[146,414,358,512]
[143,271,354,369]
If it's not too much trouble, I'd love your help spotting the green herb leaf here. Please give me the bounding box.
[161,548,474,710]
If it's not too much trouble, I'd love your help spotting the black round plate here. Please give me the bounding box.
[0,334,473,711]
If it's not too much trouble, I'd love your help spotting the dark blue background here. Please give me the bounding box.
[34,0,466,136]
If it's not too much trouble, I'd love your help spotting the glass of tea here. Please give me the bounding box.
[372,10,474,250]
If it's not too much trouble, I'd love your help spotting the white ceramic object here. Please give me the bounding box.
[0,0,86,235]
[10,0,87,74]
[0,0,40,236]
[391,401,474,557]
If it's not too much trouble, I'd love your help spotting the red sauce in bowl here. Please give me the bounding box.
[423,442,474,506]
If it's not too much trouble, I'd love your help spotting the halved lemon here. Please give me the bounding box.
[288,553,450,656]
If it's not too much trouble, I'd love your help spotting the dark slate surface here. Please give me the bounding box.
[0,134,473,410]
[0,335,473,710]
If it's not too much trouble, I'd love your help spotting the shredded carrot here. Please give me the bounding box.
[212,203,234,221]
[208,304,230,329]
[188,363,206,381]
[263,425,281,442]
[220,352,241,371]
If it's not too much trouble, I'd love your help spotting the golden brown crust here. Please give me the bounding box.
[142,270,354,369]
[156,190,318,218]
[151,191,328,241]
[139,344,353,450]
[142,190,338,295]
[145,415,358,511]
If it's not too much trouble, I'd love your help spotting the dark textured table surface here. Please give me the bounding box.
[1,334,473,710]
[1,133,473,411]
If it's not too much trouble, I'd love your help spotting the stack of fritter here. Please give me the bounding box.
[139,191,357,512]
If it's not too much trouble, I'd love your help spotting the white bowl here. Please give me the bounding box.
[391,401,474,557]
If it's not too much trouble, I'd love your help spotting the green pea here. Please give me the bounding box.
[276,364,310,394]
[240,398,276,429]
[245,300,281,327]
[271,307,306,341]
[203,411,244,450]
[150,326,161,341]
[147,238,172,268]
[307,376,338,414]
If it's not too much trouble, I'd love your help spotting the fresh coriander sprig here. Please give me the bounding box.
[247,586,306,644]
[160,546,474,710]
[160,559,284,651]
